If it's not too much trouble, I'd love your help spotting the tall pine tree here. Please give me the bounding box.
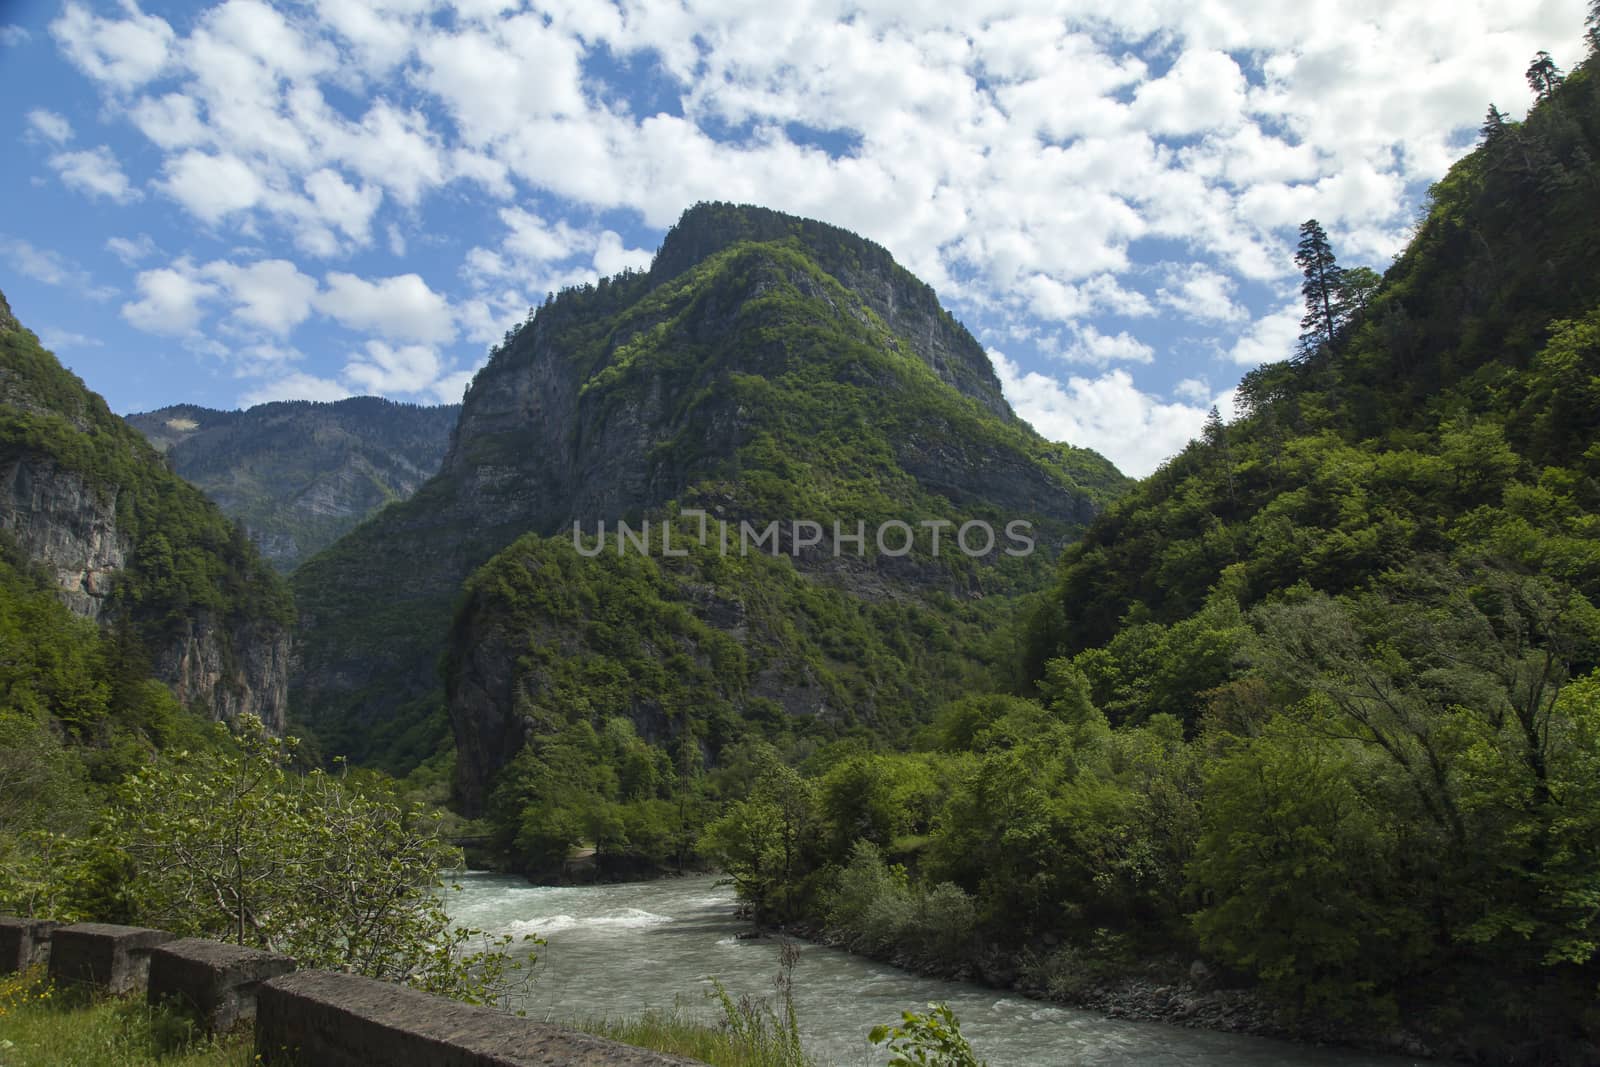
[1481,104,1508,145]
[1294,219,1344,358]
[1526,51,1564,100]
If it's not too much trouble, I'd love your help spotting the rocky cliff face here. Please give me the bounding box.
[151,612,291,732]
[292,202,1129,787]
[126,397,458,572]
[0,455,126,619]
[0,289,292,731]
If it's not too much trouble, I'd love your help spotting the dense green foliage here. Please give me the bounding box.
[695,48,1600,1061]
[126,398,459,572]
[0,293,299,922]
[2,301,474,1020]
[0,538,231,918]
[457,504,1067,879]
[293,202,1126,776]
[0,310,292,645]
[871,1004,987,1067]
[107,719,532,1000]
[6,714,534,1008]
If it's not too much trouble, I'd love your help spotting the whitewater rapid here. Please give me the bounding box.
[445,872,1427,1067]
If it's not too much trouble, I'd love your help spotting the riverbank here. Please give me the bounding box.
[764,919,1439,1062]
[472,863,1438,1061]
[448,871,1416,1066]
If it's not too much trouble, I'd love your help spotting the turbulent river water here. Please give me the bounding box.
[446,872,1427,1067]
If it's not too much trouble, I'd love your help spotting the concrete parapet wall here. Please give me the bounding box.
[48,923,175,994]
[0,917,59,973]
[148,937,297,1033]
[1,914,707,1065]
[255,969,703,1066]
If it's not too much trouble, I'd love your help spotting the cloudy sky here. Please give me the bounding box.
[0,0,1588,475]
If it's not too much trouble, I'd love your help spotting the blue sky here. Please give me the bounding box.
[0,0,1589,475]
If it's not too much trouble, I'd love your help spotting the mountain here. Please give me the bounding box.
[125,398,459,572]
[0,288,293,732]
[1024,60,1600,698]
[291,202,1128,780]
[978,50,1600,1058]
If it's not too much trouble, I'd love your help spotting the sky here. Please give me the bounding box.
[0,0,1589,477]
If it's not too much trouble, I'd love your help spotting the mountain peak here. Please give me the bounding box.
[651,202,891,282]
[647,202,1012,420]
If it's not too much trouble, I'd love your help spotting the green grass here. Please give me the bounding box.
[0,968,254,1067]
[576,1008,813,1067]
[0,965,824,1067]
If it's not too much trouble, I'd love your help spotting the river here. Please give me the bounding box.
[445,872,1426,1067]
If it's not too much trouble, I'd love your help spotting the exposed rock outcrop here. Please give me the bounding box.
[0,289,292,730]
[0,455,127,619]
[152,613,292,733]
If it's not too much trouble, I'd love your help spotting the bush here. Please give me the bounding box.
[910,883,977,965]
[825,842,977,969]
[93,716,536,1002]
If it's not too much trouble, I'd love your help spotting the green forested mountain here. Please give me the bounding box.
[0,290,293,729]
[291,202,1126,786]
[1026,59,1600,683]
[689,47,1600,1063]
[1,288,296,909]
[125,398,459,572]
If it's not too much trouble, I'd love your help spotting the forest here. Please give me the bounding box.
[470,40,1600,1059]
[3,17,1600,1067]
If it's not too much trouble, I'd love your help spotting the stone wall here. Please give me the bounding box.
[0,917,701,1065]
[256,970,701,1066]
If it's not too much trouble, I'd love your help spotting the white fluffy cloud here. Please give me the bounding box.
[242,340,474,407]
[158,151,265,222]
[38,328,102,351]
[992,350,1214,477]
[63,0,1578,295]
[105,234,158,266]
[35,0,1593,468]
[116,258,451,350]
[49,146,140,202]
[129,93,206,148]
[342,340,443,395]
[122,265,219,335]
[315,272,455,344]
[459,209,654,315]
[1,237,117,300]
[203,259,319,335]
[27,109,73,145]
[51,0,174,91]
[240,370,351,406]
[1062,325,1156,366]
[1131,49,1249,137]
[1229,301,1304,365]
[1158,264,1248,324]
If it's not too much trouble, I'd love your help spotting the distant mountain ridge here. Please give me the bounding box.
[126,397,459,572]
[289,202,1129,779]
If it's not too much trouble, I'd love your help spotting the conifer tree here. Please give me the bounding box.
[1481,104,1508,144]
[1294,219,1344,357]
[1526,51,1563,100]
